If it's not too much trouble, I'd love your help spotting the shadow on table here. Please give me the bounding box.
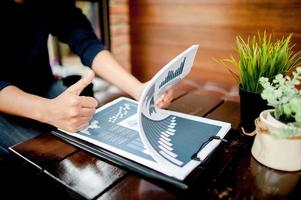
[0,156,76,199]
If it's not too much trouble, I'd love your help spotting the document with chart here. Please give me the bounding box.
[56,45,231,181]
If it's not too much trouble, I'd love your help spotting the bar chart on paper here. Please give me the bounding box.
[76,99,155,161]
[141,113,222,167]
[159,57,186,89]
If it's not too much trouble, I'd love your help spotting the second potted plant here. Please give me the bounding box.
[218,32,301,132]
[250,67,301,171]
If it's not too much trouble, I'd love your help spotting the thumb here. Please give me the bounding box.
[66,71,95,95]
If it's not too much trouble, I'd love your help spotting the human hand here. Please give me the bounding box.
[136,82,174,109]
[155,88,174,109]
[44,71,98,132]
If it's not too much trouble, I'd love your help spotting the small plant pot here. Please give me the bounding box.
[239,87,270,132]
[251,110,301,171]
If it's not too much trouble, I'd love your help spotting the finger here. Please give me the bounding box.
[164,89,174,101]
[75,122,90,132]
[164,93,173,104]
[79,96,98,108]
[65,119,90,133]
[157,101,170,109]
[155,89,174,105]
[66,71,95,95]
[155,93,166,105]
[79,107,96,117]
[71,116,92,129]
[77,116,93,124]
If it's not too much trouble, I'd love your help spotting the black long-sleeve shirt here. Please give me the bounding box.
[1,0,104,95]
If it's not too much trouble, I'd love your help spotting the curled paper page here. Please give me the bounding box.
[138,45,203,178]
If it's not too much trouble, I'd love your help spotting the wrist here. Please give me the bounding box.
[35,98,52,124]
[133,82,145,101]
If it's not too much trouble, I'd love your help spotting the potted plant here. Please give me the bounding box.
[218,32,301,132]
[250,67,301,171]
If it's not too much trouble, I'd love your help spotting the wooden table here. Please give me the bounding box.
[9,90,301,200]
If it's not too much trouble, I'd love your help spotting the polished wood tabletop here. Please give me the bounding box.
[9,90,301,200]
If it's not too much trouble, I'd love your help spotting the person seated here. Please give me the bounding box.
[0,0,173,156]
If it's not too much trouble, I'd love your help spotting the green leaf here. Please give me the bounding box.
[215,32,301,93]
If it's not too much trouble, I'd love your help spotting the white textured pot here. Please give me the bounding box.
[251,109,301,171]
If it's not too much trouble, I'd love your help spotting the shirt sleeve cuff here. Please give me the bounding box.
[80,41,105,67]
[0,80,12,91]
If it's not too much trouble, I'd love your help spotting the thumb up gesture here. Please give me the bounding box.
[45,71,98,132]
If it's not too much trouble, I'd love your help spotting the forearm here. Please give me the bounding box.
[0,73,98,132]
[92,50,143,100]
[0,86,48,122]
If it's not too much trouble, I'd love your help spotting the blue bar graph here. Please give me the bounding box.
[159,57,186,89]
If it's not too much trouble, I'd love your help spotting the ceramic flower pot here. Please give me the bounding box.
[239,87,270,132]
[251,109,301,171]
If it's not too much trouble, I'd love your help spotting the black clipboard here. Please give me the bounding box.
[51,130,211,190]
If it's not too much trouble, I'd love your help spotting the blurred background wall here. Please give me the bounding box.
[129,0,301,99]
[49,0,301,101]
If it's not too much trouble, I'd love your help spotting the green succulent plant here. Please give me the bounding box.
[218,32,301,93]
